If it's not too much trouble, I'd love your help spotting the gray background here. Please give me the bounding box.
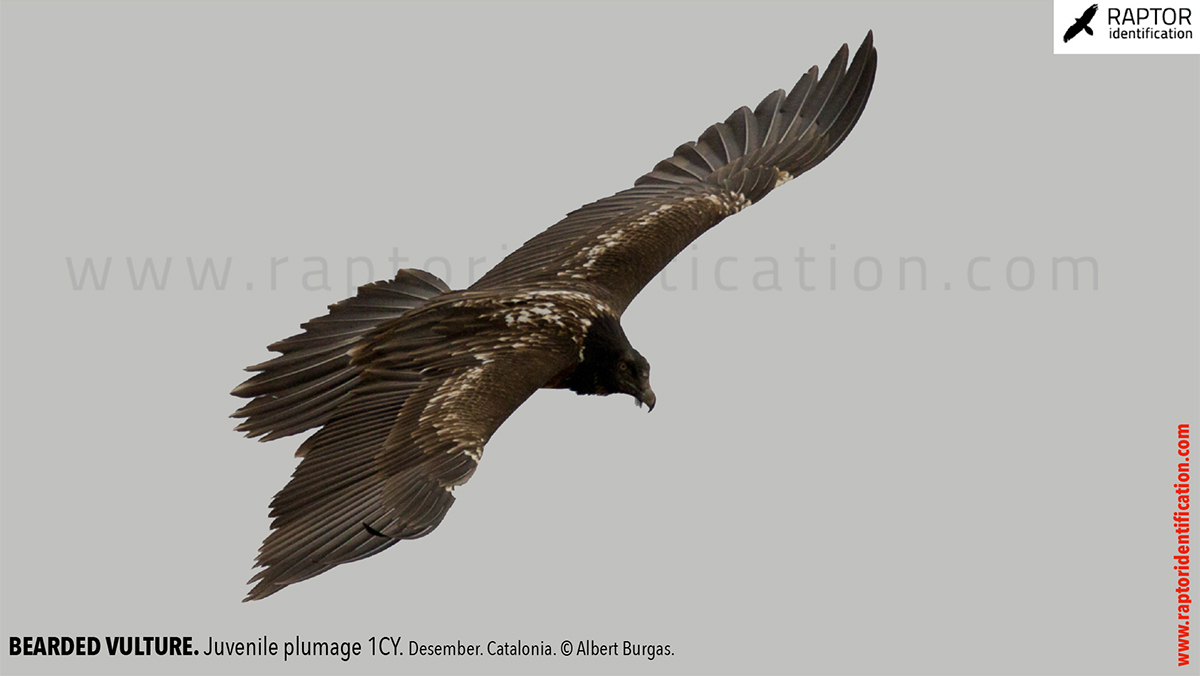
[2,1,1197,674]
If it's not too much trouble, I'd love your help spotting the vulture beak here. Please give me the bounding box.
[639,384,656,412]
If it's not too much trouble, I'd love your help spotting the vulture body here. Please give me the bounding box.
[233,33,878,600]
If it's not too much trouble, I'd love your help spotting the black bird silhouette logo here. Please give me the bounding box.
[1064,3,1099,42]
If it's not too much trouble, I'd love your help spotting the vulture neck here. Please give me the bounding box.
[553,313,633,396]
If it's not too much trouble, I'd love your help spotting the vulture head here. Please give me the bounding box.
[565,313,656,411]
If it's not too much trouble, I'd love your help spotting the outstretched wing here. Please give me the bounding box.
[1082,3,1098,23]
[243,301,578,600]
[470,32,877,313]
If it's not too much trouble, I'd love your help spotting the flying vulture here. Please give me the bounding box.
[1063,4,1099,42]
[233,33,878,601]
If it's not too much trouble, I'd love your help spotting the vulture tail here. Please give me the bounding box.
[231,268,449,444]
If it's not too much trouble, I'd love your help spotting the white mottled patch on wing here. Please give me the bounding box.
[561,201,687,279]
[453,288,608,364]
[460,442,482,462]
[424,361,486,409]
[476,290,610,351]
[581,226,628,269]
[585,204,674,268]
[554,189,752,282]
[420,363,492,464]
[773,170,793,189]
[697,191,749,214]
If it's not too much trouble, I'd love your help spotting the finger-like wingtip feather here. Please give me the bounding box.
[634,32,877,203]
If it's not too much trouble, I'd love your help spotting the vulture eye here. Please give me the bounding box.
[618,362,628,372]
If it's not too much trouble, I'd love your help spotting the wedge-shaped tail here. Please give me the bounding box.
[232,269,449,444]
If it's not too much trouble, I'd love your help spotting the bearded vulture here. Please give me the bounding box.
[233,32,877,600]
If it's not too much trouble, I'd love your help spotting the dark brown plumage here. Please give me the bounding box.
[233,33,878,600]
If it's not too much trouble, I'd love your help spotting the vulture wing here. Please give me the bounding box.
[470,32,877,313]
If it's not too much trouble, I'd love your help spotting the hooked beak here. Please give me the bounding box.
[638,384,656,412]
